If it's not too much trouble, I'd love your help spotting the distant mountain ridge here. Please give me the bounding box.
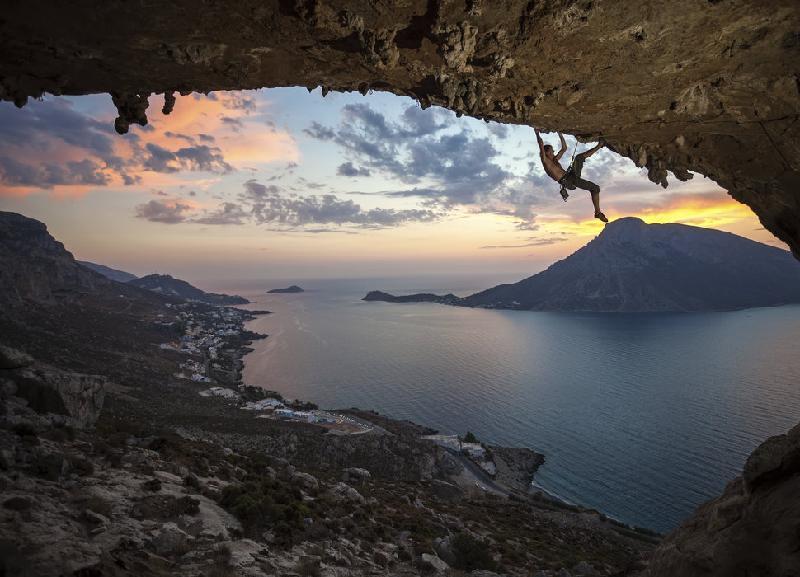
[78,261,138,283]
[364,218,800,312]
[0,211,170,311]
[129,274,249,305]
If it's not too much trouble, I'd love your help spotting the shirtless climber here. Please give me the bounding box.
[535,128,607,223]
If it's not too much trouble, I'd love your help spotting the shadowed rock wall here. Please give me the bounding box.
[1,1,798,255]
[644,422,800,577]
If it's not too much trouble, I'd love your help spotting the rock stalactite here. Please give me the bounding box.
[1,1,798,254]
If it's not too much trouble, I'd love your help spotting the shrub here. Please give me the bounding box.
[462,431,478,444]
[218,478,308,546]
[451,533,498,572]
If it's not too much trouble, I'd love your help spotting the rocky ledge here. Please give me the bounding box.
[1,1,799,255]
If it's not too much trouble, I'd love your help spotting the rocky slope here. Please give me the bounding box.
[78,261,138,283]
[129,274,249,305]
[1,1,798,256]
[366,218,800,312]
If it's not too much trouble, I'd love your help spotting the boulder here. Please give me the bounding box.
[430,479,463,502]
[420,552,449,573]
[0,345,33,370]
[3,496,32,511]
[433,536,456,566]
[149,522,191,556]
[327,482,365,504]
[13,367,106,428]
[292,471,320,492]
[341,467,371,485]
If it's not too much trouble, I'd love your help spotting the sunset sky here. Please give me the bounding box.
[0,88,784,284]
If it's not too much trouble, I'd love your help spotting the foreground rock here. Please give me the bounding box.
[644,423,800,577]
[1,2,799,255]
[1,346,106,428]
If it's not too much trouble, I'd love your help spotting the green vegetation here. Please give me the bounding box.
[450,533,498,572]
[462,431,479,444]
[219,473,312,546]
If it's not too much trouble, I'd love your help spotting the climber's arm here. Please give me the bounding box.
[555,132,567,160]
[534,128,545,161]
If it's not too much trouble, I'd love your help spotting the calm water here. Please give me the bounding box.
[215,276,800,533]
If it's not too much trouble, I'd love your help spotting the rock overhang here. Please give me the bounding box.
[0,0,798,256]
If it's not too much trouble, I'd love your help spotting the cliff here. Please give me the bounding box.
[1,1,798,256]
[644,423,800,577]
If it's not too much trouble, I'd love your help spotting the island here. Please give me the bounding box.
[268,285,304,294]
[363,219,800,313]
[363,290,462,305]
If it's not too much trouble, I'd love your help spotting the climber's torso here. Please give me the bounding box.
[542,156,567,182]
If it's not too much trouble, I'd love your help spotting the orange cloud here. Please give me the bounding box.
[0,92,299,199]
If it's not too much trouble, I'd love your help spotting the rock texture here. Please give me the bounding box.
[643,422,800,577]
[0,1,799,256]
[0,211,110,305]
[1,345,106,428]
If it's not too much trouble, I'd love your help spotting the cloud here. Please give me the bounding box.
[249,190,438,228]
[337,162,371,177]
[142,142,232,174]
[220,116,243,131]
[134,199,193,223]
[135,179,439,230]
[0,92,298,197]
[194,202,249,225]
[487,122,509,139]
[303,102,550,226]
[480,235,569,249]
[0,156,109,188]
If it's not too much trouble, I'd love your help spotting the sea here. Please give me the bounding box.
[208,274,800,534]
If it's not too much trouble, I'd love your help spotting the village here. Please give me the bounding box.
[157,302,261,386]
[157,302,374,435]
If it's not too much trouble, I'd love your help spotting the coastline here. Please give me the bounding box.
[233,301,653,532]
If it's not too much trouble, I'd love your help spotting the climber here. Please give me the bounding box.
[535,128,607,223]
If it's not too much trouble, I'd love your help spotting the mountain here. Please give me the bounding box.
[129,273,248,305]
[78,261,138,283]
[365,218,800,312]
[268,285,304,294]
[0,211,116,306]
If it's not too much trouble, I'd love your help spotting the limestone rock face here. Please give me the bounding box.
[644,422,800,577]
[0,211,109,305]
[0,1,799,255]
[1,345,106,428]
[17,367,107,428]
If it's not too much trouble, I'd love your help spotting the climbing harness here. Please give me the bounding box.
[558,147,578,202]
